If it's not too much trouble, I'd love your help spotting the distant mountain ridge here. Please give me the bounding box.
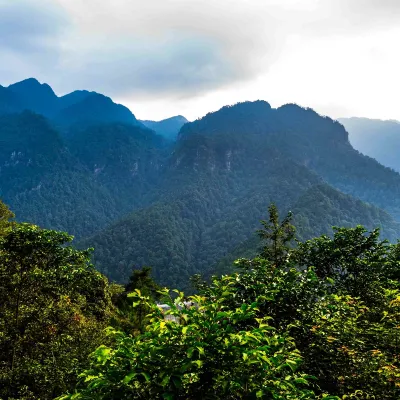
[140,115,189,140]
[0,78,142,128]
[339,117,400,173]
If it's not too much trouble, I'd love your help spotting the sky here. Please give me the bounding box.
[1,0,400,121]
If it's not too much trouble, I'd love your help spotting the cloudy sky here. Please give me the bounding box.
[1,0,400,121]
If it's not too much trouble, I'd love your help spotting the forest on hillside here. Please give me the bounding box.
[1,200,400,399]
[3,96,400,291]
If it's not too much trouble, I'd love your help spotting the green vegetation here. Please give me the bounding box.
[0,112,167,239]
[0,215,115,399]
[1,200,400,398]
[3,79,400,399]
[56,205,400,399]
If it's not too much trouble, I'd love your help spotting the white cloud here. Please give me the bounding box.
[1,0,400,121]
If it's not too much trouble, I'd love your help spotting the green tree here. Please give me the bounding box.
[293,226,398,305]
[126,266,162,300]
[0,223,114,400]
[112,267,163,335]
[257,204,296,267]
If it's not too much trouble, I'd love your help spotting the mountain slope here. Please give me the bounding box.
[211,183,400,278]
[0,85,22,114]
[339,117,400,172]
[0,113,166,238]
[180,101,400,220]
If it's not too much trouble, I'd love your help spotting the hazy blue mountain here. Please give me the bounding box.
[140,115,188,140]
[58,90,93,109]
[7,78,59,116]
[55,93,142,128]
[0,78,142,128]
[339,117,400,172]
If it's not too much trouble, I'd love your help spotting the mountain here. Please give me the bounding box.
[140,115,188,140]
[3,90,400,290]
[67,123,168,206]
[58,90,93,109]
[0,78,142,128]
[7,78,58,116]
[81,101,400,289]
[339,117,400,172]
[56,93,142,128]
[0,112,167,238]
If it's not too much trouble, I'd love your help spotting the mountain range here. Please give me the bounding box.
[339,117,400,173]
[0,78,141,129]
[1,78,400,289]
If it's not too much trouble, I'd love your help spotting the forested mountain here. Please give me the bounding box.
[339,117,400,172]
[81,101,400,289]
[140,115,189,140]
[3,84,400,290]
[0,112,168,238]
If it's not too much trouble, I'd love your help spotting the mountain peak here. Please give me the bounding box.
[8,77,40,87]
[8,78,55,95]
[7,78,57,116]
[56,92,140,127]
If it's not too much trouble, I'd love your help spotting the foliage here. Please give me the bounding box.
[59,287,317,400]
[0,112,167,240]
[111,267,164,335]
[187,206,400,398]
[0,223,114,400]
[0,199,14,235]
[257,204,295,267]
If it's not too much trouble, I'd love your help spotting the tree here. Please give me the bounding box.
[126,266,162,300]
[0,223,114,400]
[293,226,398,305]
[112,267,163,335]
[257,204,296,267]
